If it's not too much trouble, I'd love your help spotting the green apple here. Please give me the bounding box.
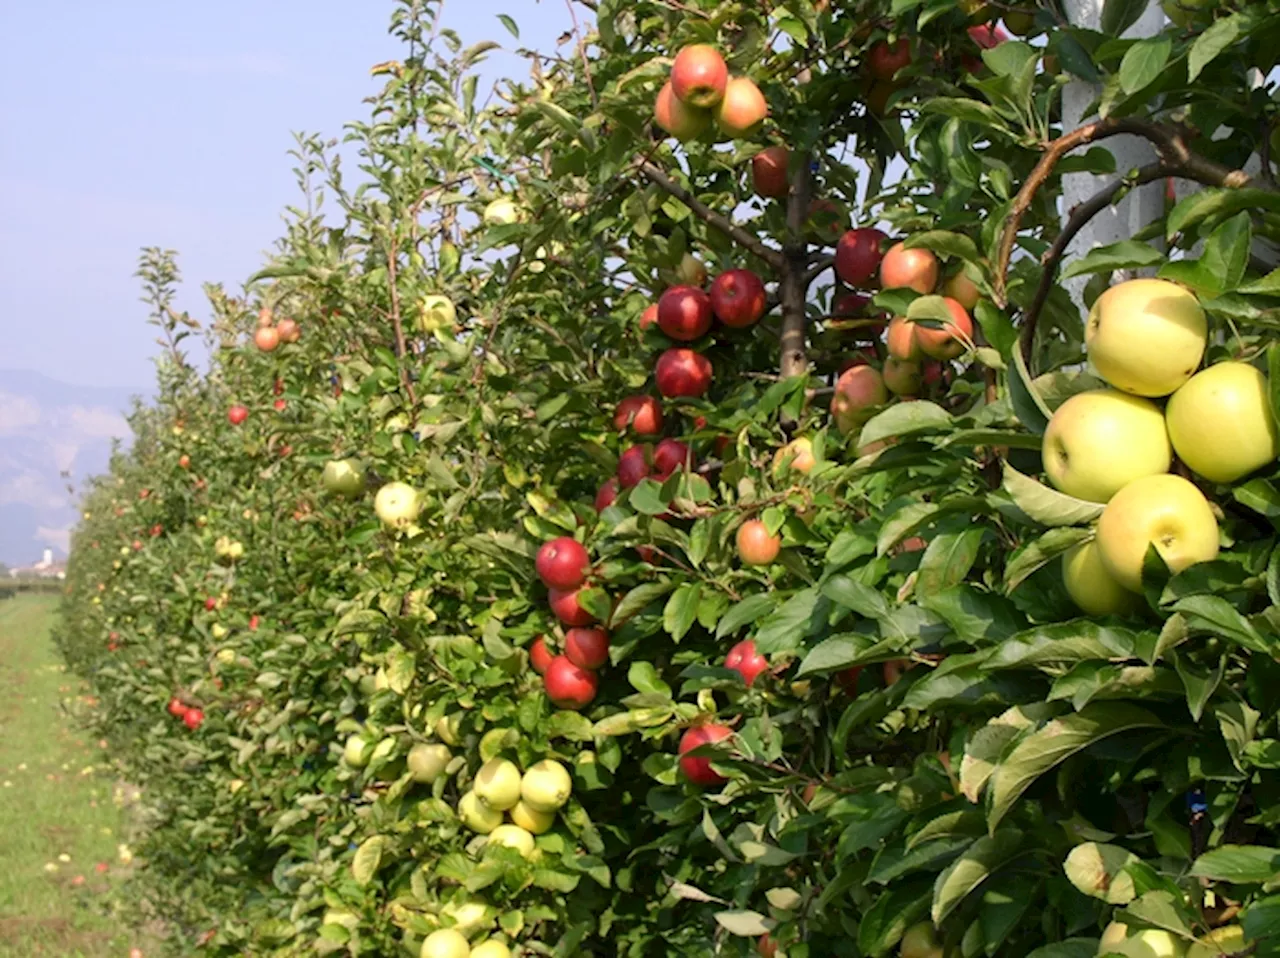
[216,648,236,664]
[901,920,943,958]
[483,198,521,226]
[508,799,555,834]
[474,758,521,810]
[419,929,470,958]
[343,734,370,768]
[211,623,229,640]
[1086,279,1206,397]
[1042,389,1172,503]
[407,743,452,784]
[1063,539,1142,617]
[435,713,462,746]
[471,941,512,958]
[458,791,502,833]
[322,458,366,497]
[1186,925,1246,958]
[486,823,536,858]
[1098,921,1187,957]
[520,759,572,811]
[374,481,421,530]
[418,295,457,334]
[1095,473,1220,592]
[1166,362,1280,484]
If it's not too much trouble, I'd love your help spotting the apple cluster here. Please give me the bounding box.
[654,44,768,142]
[166,695,204,730]
[532,537,606,709]
[1040,278,1280,614]
[252,305,301,353]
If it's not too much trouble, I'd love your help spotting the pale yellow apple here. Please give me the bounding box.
[1166,362,1279,484]
[374,481,421,529]
[420,929,470,958]
[458,791,502,833]
[1096,473,1219,592]
[418,295,456,334]
[1186,925,1246,958]
[471,941,512,958]
[508,799,555,834]
[407,743,452,784]
[1086,279,1206,397]
[1098,921,1188,958]
[1042,390,1172,503]
[322,458,365,497]
[774,437,816,474]
[474,758,521,810]
[343,735,370,768]
[487,823,536,858]
[1063,539,1141,616]
[483,197,521,226]
[520,759,572,811]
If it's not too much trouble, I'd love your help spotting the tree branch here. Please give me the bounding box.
[804,254,835,287]
[637,160,786,271]
[778,156,813,383]
[994,116,1261,306]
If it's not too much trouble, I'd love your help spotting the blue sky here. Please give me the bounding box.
[0,1,573,390]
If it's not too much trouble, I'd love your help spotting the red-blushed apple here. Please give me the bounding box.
[254,326,280,352]
[274,398,287,411]
[751,145,790,198]
[943,271,981,311]
[835,228,888,287]
[710,269,767,328]
[773,437,816,474]
[529,636,554,675]
[183,708,204,730]
[833,292,871,317]
[654,81,711,141]
[865,80,901,117]
[836,665,863,693]
[614,395,664,435]
[830,365,889,434]
[595,478,620,512]
[880,242,939,293]
[968,21,1012,48]
[867,38,912,80]
[249,615,260,631]
[716,76,768,137]
[670,44,728,108]
[564,627,610,670]
[167,697,186,717]
[658,285,714,341]
[548,586,598,626]
[544,655,599,709]
[149,524,163,537]
[653,438,693,479]
[178,454,190,469]
[277,317,300,343]
[640,303,659,331]
[536,536,591,590]
[915,298,974,360]
[257,306,273,328]
[886,316,922,360]
[656,348,713,398]
[883,356,922,396]
[227,405,249,425]
[883,659,911,685]
[678,724,733,786]
[758,934,779,958]
[725,639,769,686]
[204,597,217,611]
[737,519,782,565]
[617,445,653,488]
[921,361,947,390]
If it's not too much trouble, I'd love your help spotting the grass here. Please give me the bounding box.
[0,594,155,957]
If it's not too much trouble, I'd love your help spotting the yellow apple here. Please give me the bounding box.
[1096,473,1220,592]
[901,920,943,958]
[374,481,421,529]
[343,734,370,768]
[458,791,502,833]
[1042,390,1172,502]
[471,941,512,958]
[1166,362,1279,483]
[508,799,555,834]
[322,458,365,497]
[418,295,457,334]
[420,929,470,958]
[1186,925,1246,958]
[487,823,536,858]
[520,759,572,811]
[407,743,452,784]
[1086,279,1206,397]
[1098,921,1188,958]
[474,758,522,810]
[483,198,521,226]
[1063,539,1142,616]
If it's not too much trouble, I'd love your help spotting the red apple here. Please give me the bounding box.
[830,365,889,434]
[614,395,664,435]
[968,22,1011,49]
[737,519,781,565]
[658,285,713,341]
[536,536,591,590]
[835,228,888,287]
[549,586,598,626]
[725,639,769,686]
[544,655,599,709]
[678,724,733,786]
[671,44,729,108]
[886,316,921,360]
[833,292,871,317]
[529,636,554,675]
[131,540,143,551]
[653,438,693,479]
[276,317,300,343]
[921,361,947,389]
[178,455,190,469]
[167,697,186,717]
[149,524,163,537]
[656,349,713,398]
[227,405,249,426]
[204,597,217,611]
[183,708,204,730]
[883,659,911,685]
[716,76,768,138]
[617,445,653,489]
[254,327,279,352]
[836,666,863,693]
[274,398,287,412]
[883,356,922,396]
[915,297,974,360]
[654,81,711,141]
[758,935,779,958]
[565,627,610,670]
[640,303,659,331]
[595,478,620,512]
[710,269,767,328]
[867,38,912,80]
[249,615,260,631]
[880,242,939,294]
[751,146,790,198]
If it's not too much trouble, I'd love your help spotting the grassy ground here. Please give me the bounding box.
[0,594,154,957]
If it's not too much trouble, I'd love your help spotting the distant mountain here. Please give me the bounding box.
[0,370,143,567]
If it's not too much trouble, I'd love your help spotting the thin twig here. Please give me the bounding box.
[386,236,417,406]
[563,0,598,109]
[803,254,835,287]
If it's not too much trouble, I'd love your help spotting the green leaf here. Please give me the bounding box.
[858,401,952,449]
[1025,943,1099,958]
[1118,36,1170,94]
[351,835,386,886]
[904,231,980,262]
[1100,0,1148,37]
[628,661,671,697]
[1190,845,1280,883]
[796,633,877,677]
[714,910,771,937]
[1121,890,1196,940]
[1173,595,1270,653]
[496,13,519,38]
[629,478,670,516]
[1063,842,1139,903]
[754,589,827,654]
[1059,240,1165,280]
[1200,211,1252,293]
[988,703,1163,830]
[820,574,891,619]
[1009,345,1052,434]
[1239,268,1280,295]
[1167,188,1280,240]
[1002,464,1103,527]
[931,830,1025,923]
[663,583,701,641]
[610,581,674,628]
[1188,12,1244,81]
[715,593,777,638]
[916,529,985,595]
[1004,527,1091,593]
